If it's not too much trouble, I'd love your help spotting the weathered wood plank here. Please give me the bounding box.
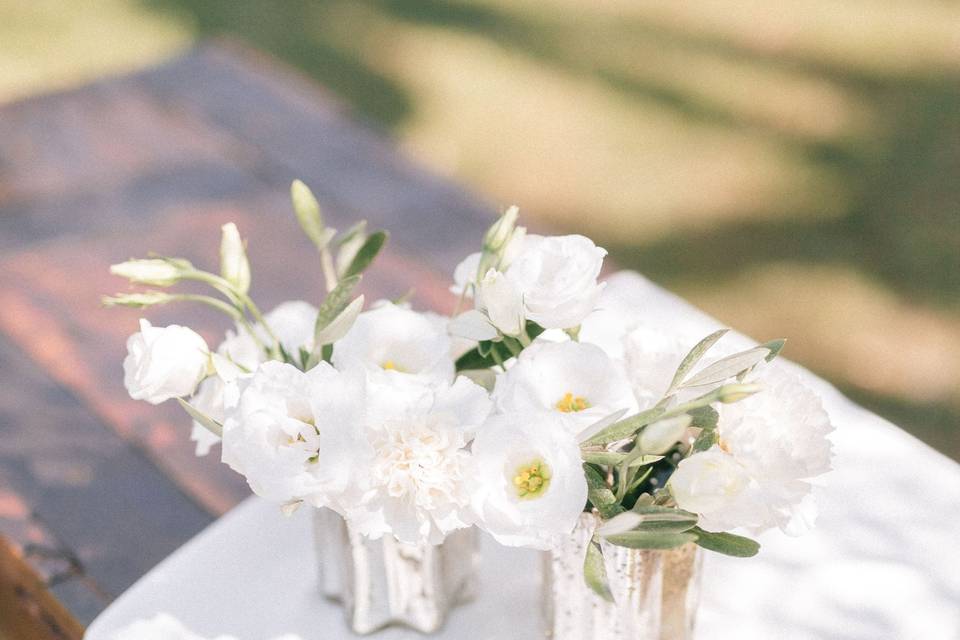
[0,335,214,600]
[0,535,85,640]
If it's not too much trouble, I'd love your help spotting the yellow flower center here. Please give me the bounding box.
[512,460,552,499]
[381,360,406,372]
[555,392,589,413]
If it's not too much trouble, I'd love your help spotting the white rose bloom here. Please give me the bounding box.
[332,302,454,383]
[492,341,636,434]
[221,361,368,508]
[504,234,606,329]
[345,374,492,544]
[123,319,210,405]
[669,366,834,535]
[470,412,588,550]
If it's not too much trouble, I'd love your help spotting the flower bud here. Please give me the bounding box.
[717,383,763,403]
[110,259,187,286]
[219,222,251,293]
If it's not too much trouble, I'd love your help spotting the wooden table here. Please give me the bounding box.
[0,41,493,638]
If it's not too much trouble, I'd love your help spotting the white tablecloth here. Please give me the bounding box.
[85,274,960,639]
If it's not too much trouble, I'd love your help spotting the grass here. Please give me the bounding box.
[1,0,958,458]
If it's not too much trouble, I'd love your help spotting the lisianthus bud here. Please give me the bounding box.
[717,383,762,403]
[483,205,520,252]
[110,259,189,286]
[219,222,251,293]
[102,291,172,308]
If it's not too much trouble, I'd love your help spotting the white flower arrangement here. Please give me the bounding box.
[106,180,833,602]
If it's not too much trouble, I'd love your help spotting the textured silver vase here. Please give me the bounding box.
[543,513,703,640]
[313,508,479,634]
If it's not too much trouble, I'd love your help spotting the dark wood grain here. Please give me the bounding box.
[0,40,496,631]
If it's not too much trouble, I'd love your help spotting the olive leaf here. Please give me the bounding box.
[691,527,760,557]
[342,230,388,279]
[666,329,728,394]
[680,347,771,389]
[604,530,697,550]
[583,534,614,603]
[177,398,223,437]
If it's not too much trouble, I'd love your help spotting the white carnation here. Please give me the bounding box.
[332,302,454,383]
[344,374,491,544]
[492,340,636,434]
[123,319,210,405]
[470,412,588,550]
[669,366,834,535]
[220,361,368,508]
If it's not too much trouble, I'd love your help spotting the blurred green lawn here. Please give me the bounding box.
[2,0,958,459]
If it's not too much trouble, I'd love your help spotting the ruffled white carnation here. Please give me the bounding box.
[220,361,368,508]
[492,340,636,433]
[470,412,588,550]
[123,319,210,404]
[669,366,834,535]
[345,375,492,544]
[332,302,454,383]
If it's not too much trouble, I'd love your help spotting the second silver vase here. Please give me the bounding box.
[314,508,479,635]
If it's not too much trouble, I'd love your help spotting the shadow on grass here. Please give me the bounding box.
[139,0,960,459]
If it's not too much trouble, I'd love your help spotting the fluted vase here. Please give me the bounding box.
[313,508,479,635]
[543,513,703,640]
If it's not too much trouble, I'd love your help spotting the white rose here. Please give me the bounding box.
[345,374,492,544]
[470,412,588,550]
[669,366,834,535]
[492,340,636,434]
[504,234,606,329]
[123,319,210,405]
[332,302,454,383]
[220,361,368,508]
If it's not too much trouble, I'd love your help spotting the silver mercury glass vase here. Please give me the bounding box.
[543,512,703,640]
[313,508,479,634]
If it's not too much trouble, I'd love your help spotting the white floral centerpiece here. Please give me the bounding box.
[107,183,833,638]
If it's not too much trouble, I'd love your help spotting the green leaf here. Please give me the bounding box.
[582,406,666,446]
[342,230,388,279]
[581,451,629,466]
[760,338,786,362]
[314,295,365,346]
[291,180,335,250]
[308,275,361,367]
[626,506,699,533]
[583,464,616,507]
[667,329,728,394]
[583,464,622,518]
[604,530,696,550]
[690,428,719,453]
[687,405,719,430]
[454,322,545,371]
[681,347,771,389]
[583,535,614,603]
[177,398,223,437]
[691,527,760,557]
